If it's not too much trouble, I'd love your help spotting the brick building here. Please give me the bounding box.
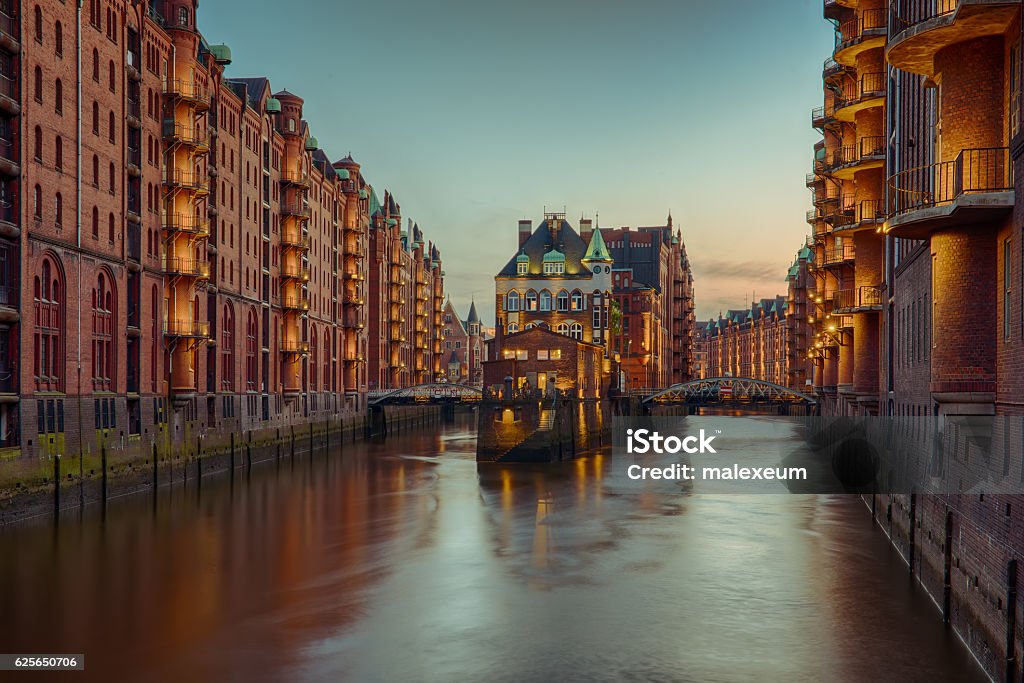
[494,212,695,392]
[2,0,445,458]
[802,2,1024,679]
[701,296,789,386]
[439,299,487,386]
[599,215,696,389]
[483,326,607,400]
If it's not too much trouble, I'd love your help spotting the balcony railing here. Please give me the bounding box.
[162,256,210,279]
[281,203,310,218]
[0,282,16,308]
[280,170,310,186]
[281,232,310,249]
[837,8,887,51]
[164,79,210,106]
[280,340,310,355]
[281,295,309,312]
[0,7,18,49]
[164,319,210,338]
[0,72,17,102]
[834,286,884,311]
[888,0,959,37]
[280,262,310,281]
[163,122,209,150]
[837,72,886,109]
[162,213,210,236]
[823,243,856,265]
[857,199,886,224]
[163,169,208,192]
[888,147,1012,216]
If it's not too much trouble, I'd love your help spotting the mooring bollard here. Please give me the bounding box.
[101,444,108,510]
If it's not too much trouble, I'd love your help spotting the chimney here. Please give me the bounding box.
[579,218,593,243]
[518,220,532,247]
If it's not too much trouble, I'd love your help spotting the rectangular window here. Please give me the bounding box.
[1005,237,1012,341]
[549,349,562,360]
[537,350,548,360]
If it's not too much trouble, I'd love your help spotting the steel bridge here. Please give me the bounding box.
[642,377,818,412]
[368,383,484,406]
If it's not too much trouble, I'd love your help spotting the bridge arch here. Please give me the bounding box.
[642,377,817,406]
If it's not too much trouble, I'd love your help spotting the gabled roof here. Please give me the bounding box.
[496,218,592,279]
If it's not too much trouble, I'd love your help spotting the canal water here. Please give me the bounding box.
[0,414,985,682]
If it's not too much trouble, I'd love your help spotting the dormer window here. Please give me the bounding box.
[543,261,564,275]
[517,261,527,275]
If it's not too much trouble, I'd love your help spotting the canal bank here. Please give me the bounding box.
[864,491,1023,683]
[0,405,444,526]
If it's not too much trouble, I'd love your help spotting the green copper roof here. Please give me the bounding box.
[515,251,529,262]
[359,188,368,200]
[265,97,281,113]
[387,218,398,227]
[209,44,232,65]
[583,227,612,262]
[335,168,350,180]
[305,136,319,151]
[368,188,381,214]
[542,249,565,263]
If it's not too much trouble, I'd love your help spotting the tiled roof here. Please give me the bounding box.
[496,218,592,279]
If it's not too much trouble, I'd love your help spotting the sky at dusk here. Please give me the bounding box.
[199,0,833,324]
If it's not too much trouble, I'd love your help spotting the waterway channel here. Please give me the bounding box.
[0,414,985,681]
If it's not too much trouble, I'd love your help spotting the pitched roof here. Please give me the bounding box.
[496,218,592,279]
[467,300,480,324]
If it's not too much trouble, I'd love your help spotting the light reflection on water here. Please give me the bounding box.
[0,414,984,682]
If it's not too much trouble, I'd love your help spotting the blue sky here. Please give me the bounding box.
[199,0,833,323]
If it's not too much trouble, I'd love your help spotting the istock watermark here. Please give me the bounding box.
[625,428,719,454]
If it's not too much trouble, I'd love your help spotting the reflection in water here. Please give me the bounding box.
[0,414,984,682]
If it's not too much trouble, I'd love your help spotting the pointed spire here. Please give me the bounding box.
[583,227,612,263]
[467,299,480,324]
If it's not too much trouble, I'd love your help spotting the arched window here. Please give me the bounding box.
[556,322,570,335]
[324,329,332,392]
[32,185,42,219]
[54,135,62,171]
[108,162,115,191]
[92,101,99,133]
[525,290,538,312]
[54,78,62,114]
[108,213,114,242]
[32,126,42,160]
[108,60,115,92]
[178,6,189,27]
[92,48,99,81]
[506,290,520,312]
[507,323,519,333]
[310,328,318,390]
[92,155,99,186]
[33,65,42,102]
[539,289,552,312]
[89,0,97,27]
[571,289,584,311]
[108,111,115,143]
[569,322,584,340]
[150,285,158,391]
[33,5,42,42]
[54,193,62,228]
[557,290,570,312]
[54,21,62,56]
[91,272,114,390]
[33,256,65,390]
[91,206,98,238]
[246,309,258,391]
[221,304,235,391]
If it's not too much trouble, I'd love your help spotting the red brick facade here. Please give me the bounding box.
[0,0,446,459]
